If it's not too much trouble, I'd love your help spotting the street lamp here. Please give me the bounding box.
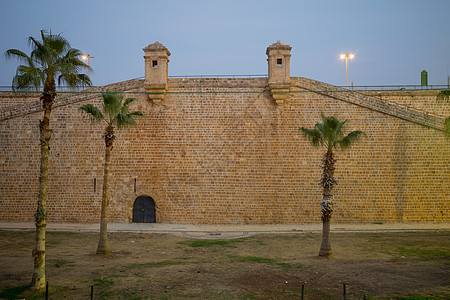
[81,53,94,78]
[340,52,354,88]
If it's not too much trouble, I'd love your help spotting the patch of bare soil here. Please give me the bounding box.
[0,230,448,299]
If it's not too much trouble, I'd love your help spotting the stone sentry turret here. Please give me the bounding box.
[143,41,171,104]
[266,41,292,106]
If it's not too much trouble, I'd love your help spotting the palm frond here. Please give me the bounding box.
[320,114,341,148]
[302,113,363,151]
[54,63,77,79]
[127,111,145,119]
[320,114,334,148]
[102,91,123,123]
[4,49,34,67]
[65,48,83,58]
[79,104,104,123]
[114,113,135,128]
[123,97,138,107]
[8,30,91,93]
[338,130,363,150]
[436,90,450,103]
[35,30,69,56]
[58,72,92,88]
[334,119,347,139]
[114,111,144,129]
[128,111,145,118]
[80,92,143,136]
[28,35,45,54]
[59,49,91,70]
[300,127,323,147]
[12,65,45,91]
[29,36,51,67]
[121,97,138,114]
[47,32,69,54]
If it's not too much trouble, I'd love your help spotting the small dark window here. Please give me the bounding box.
[277,58,283,66]
[152,60,158,67]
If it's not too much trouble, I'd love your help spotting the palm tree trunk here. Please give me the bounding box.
[31,85,54,290]
[96,128,114,255]
[319,219,332,256]
[318,149,335,257]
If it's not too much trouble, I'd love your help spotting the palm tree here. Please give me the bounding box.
[80,91,144,255]
[436,90,450,135]
[445,118,450,136]
[301,114,363,257]
[5,30,92,290]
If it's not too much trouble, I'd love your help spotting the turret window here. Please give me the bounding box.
[277,58,283,66]
[152,60,158,68]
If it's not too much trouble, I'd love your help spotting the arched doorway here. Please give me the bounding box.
[132,196,156,223]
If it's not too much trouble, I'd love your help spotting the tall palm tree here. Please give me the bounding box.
[80,91,143,255]
[5,30,92,290]
[301,114,363,257]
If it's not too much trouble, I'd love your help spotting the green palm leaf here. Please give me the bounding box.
[301,114,361,152]
[5,29,92,91]
[300,127,323,147]
[4,49,35,67]
[12,65,45,90]
[338,130,363,150]
[436,90,450,103]
[81,91,144,129]
[115,113,135,128]
[80,104,104,123]
[121,97,138,114]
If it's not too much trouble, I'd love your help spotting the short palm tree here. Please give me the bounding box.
[301,114,363,257]
[80,91,144,255]
[5,30,91,290]
[445,117,450,136]
[436,89,450,135]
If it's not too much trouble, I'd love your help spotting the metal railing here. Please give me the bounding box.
[1,81,449,92]
[337,84,450,91]
[0,85,98,92]
[168,74,267,78]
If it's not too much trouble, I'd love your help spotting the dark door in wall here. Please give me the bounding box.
[132,196,156,223]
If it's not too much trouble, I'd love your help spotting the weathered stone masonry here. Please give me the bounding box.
[0,41,448,224]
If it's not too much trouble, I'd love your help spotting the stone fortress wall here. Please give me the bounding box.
[0,41,448,224]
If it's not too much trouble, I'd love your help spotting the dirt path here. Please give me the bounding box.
[0,230,449,299]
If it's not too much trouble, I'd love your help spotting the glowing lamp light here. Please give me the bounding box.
[339,52,355,88]
[81,53,94,78]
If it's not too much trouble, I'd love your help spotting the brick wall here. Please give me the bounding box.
[0,78,448,224]
[365,90,449,117]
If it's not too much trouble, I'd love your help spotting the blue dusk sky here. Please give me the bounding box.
[1,0,449,87]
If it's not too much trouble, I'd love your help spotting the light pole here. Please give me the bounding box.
[340,52,354,88]
[81,53,94,78]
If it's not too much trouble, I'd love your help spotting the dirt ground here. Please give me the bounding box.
[0,230,448,299]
